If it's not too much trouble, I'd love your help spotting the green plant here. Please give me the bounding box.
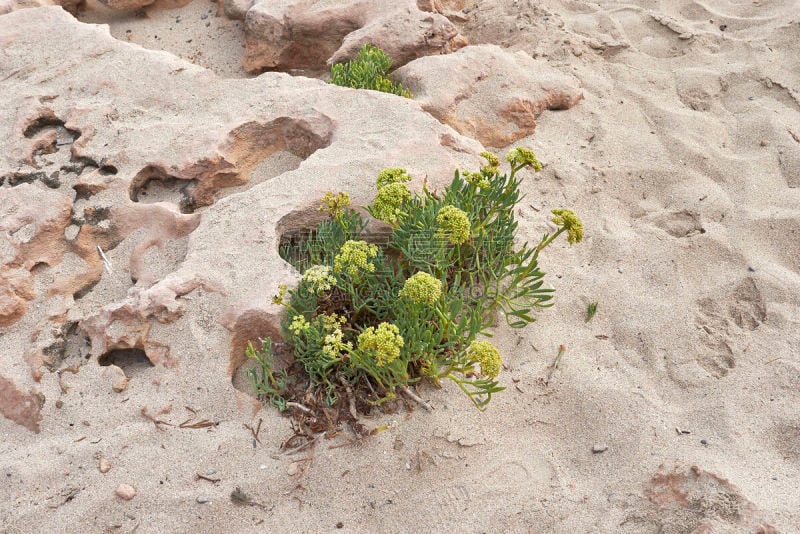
[330,44,412,98]
[249,147,582,418]
[586,301,598,322]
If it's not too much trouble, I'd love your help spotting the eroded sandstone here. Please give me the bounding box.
[243,0,465,74]
[394,44,583,147]
[0,7,482,432]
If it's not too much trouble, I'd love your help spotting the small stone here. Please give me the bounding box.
[206,469,216,476]
[700,439,708,445]
[115,483,136,500]
[196,496,209,504]
[102,364,129,393]
[592,443,608,453]
[286,462,300,476]
[55,400,64,409]
[99,458,112,473]
[336,522,344,529]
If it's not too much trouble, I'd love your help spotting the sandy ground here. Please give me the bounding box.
[2,0,799,532]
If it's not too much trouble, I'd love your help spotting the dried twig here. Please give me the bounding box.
[244,419,263,445]
[194,473,220,483]
[179,418,218,429]
[272,433,323,458]
[545,344,567,385]
[97,245,113,274]
[140,406,174,430]
[286,402,312,414]
[338,375,359,421]
[400,387,433,411]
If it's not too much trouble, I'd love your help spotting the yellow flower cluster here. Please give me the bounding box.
[357,322,404,366]
[319,191,351,218]
[436,205,471,245]
[398,272,442,305]
[376,167,412,189]
[320,313,347,331]
[320,313,351,358]
[272,284,288,305]
[371,182,411,225]
[334,240,378,278]
[467,340,502,378]
[302,265,336,294]
[480,151,500,175]
[289,314,310,335]
[506,147,542,172]
[464,171,491,189]
[551,208,584,244]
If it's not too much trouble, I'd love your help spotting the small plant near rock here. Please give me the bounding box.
[330,44,412,98]
[248,148,582,429]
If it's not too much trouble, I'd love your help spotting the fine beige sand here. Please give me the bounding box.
[2,0,799,532]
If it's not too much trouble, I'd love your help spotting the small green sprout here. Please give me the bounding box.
[586,302,598,322]
[330,44,412,98]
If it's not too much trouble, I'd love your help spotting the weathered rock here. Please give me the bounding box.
[0,0,51,15]
[96,0,154,10]
[1,0,93,11]
[99,457,112,473]
[243,0,464,74]
[222,0,253,20]
[645,465,778,533]
[417,0,465,13]
[394,44,584,147]
[0,374,44,433]
[102,364,129,392]
[0,7,483,433]
[115,483,136,500]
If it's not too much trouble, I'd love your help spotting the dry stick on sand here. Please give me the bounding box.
[401,386,433,411]
[338,375,359,421]
[545,344,567,385]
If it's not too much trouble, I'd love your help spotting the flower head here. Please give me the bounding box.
[322,324,352,358]
[376,167,412,189]
[357,322,404,366]
[320,313,347,332]
[467,340,502,378]
[319,191,351,218]
[289,314,310,336]
[399,272,442,305]
[334,240,379,279]
[371,182,411,225]
[480,151,500,175]
[436,205,471,245]
[272,284,288,305]
[464,171,491,189]
[302,265,337,294]
[506,147,542,172]
[551,208,584,244]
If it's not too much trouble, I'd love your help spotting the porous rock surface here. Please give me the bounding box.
[394,44,584,147]
[0,0,81,14]
[0,6,481,434]
[242,0,466,74]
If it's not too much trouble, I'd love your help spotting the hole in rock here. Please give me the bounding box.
[129,166,198,214]
[99,348,155,375]
[43,321,92,371]
[229,310,294,398]
[0,171,60,188]
[277,208,392,272]
[72,276,101,300]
